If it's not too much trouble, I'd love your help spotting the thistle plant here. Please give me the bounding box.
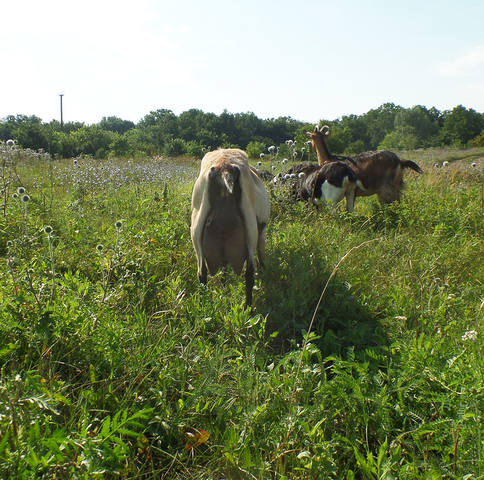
[114,220,123,253]
[96,243,108,301]
[6,240,18,293]
[43,225,56,298]
[1,140,16,216]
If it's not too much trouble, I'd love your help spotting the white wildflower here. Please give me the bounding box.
[461,330,478,341]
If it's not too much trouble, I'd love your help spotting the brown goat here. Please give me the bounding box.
[191,149,270,307]
[306,126,423,205]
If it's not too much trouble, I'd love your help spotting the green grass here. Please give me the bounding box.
[0,145,483,479]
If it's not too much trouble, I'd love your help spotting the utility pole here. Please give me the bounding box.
[59,94,64,128]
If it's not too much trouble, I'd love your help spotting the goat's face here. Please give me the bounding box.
[305,125,331,162]
[209,163,240,197]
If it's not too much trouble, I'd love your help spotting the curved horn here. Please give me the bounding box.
[314,125,319,132]
[320,125,330,136]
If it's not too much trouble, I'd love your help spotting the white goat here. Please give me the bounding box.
[190,149,270,307]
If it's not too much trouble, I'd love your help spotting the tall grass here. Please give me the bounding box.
[0,143,482,479]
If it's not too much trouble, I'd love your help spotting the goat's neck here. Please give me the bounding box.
[313,136,332,165]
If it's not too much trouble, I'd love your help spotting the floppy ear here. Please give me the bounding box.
[305,131,312,138]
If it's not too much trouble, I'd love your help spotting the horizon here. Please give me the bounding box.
[2,0,484,125]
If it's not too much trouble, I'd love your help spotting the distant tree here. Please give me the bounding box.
[163,138,187,156]
[123,128,159,156]
[233,112,263,147]
[470,130,484,147]
[362,103,404,149]
[109,134,131,157]
[393,106,439,147]
[246,141,266,159]
[345,139,367,154]
[185,141,206,158]
[379,130,419,150]
[98,116,135,134]
[70,126,115,157]
[442,105,484,145]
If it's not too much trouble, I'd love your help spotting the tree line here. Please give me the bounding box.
[1,103,483,159]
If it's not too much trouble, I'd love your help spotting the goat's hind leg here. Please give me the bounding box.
[244,257,255,309]
[198,261,207,285]
[256,222,267,268]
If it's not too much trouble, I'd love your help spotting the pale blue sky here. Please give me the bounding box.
[2,0,483,124]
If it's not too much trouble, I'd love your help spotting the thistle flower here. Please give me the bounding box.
[17,187,26,195]
[43,225,53,235]
[259,153,265,159]
[461,329,478,341]
[298,172,306,178]
[281,158,288,165]
[442,161,449,167]
[471,162,477,168]
[12,193,18,199]
[6,139,15,147]
[283,174,290,180]
[268,145,276,154]
[21,194,30,203]
[115,220,123,229]
[257,161,262,167]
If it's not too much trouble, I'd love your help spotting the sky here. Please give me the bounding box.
[1,0,484,125]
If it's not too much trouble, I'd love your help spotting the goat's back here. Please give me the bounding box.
[350,150,402,193]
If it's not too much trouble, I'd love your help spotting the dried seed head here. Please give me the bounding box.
[115,220,123,229]
[96,244,104,252]
[21,194,30,203]
[6,139,15,147]
[17,187,26,195]
[43,225,53,235]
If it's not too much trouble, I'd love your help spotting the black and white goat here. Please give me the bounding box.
[190,149,270,307]
[289,161,364,212]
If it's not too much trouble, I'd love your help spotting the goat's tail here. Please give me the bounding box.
[401,160,423,174]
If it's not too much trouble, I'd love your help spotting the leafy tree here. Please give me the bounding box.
[442,105,484,145]
[393,106,439,147]
[246,141,266,159]
[163,138,187,156]
[362,103,403,149]
[185,141,206,158]
[98,116,135,134]
[379,130,419,150]
[70,126,115,157]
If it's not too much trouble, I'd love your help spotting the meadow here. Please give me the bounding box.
[0,142,482,479]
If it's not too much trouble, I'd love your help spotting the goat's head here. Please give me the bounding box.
[209,163,240,197]
[305,125,331,165]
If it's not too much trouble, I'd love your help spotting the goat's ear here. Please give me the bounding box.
[305,131,312,138]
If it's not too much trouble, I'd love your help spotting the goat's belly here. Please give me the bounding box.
[202,213,247,275]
